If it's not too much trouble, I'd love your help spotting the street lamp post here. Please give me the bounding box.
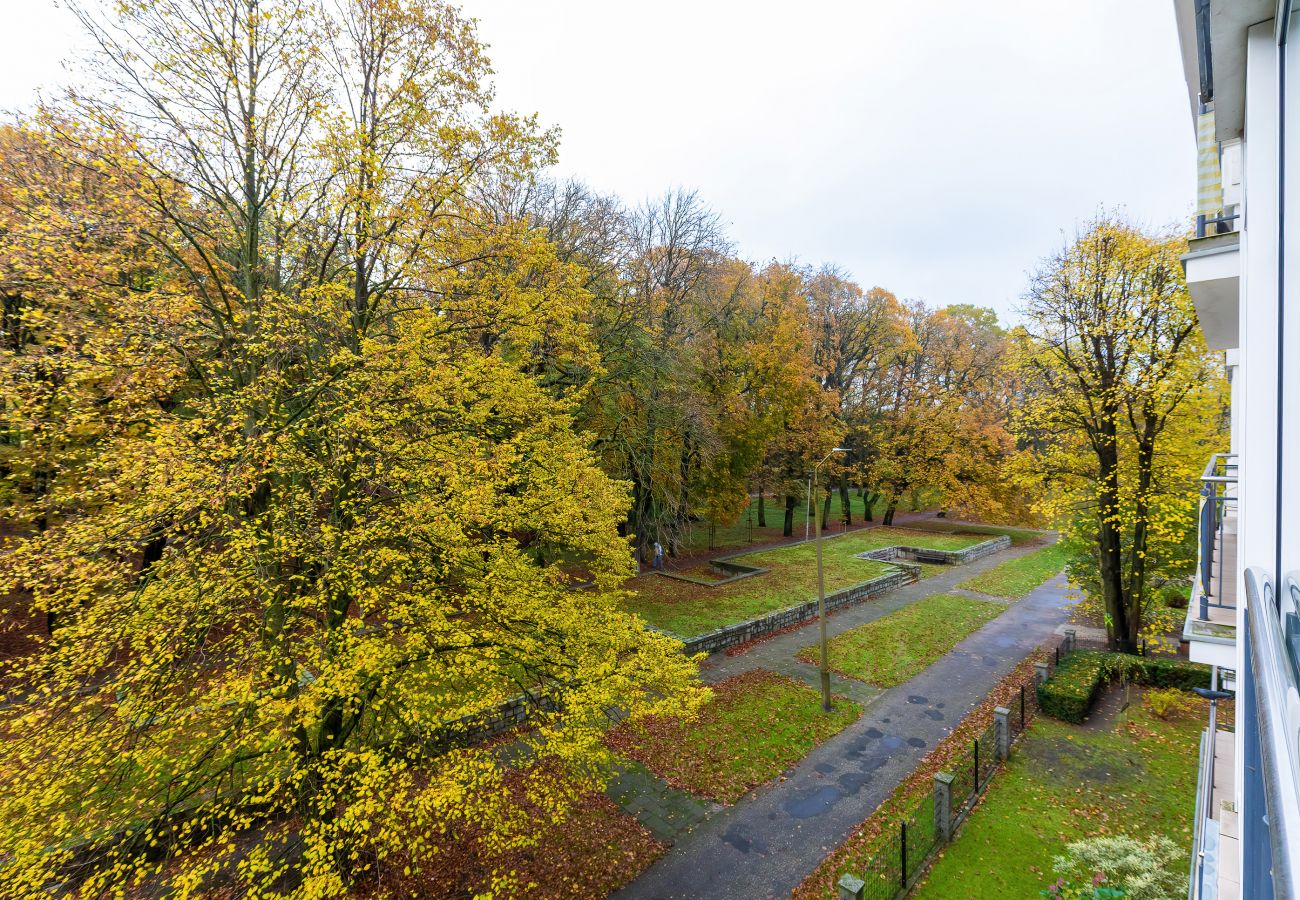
[815,447,849,712]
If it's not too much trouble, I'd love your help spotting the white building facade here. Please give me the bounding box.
[1173,2,1300,897]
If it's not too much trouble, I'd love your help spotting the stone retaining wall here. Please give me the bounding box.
[438,690,560,747]
[655,558,767,587]
[677,565,920,657]
[860,535,1010,566]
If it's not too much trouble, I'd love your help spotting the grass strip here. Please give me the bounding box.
[796,593,1006,687]
[607,669,859,804]
[958,542,1068,598]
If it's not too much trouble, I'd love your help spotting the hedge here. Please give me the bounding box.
[1038,650,1211,723]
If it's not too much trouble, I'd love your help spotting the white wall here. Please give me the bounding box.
[1235,15,1300,821]
[1239,20,1280,598]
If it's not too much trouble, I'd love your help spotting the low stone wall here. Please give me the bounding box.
[948,535,1012,563]
[678,566,919,657]
[860,535,1010,566]
[437,690,559,747]
[655,558,767,587]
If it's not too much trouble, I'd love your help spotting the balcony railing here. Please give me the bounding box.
[1196,453,1238,623]
[1195,205,1240,239]
[1238,569,1300,897]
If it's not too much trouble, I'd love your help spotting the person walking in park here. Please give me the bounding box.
[652,541,665,571]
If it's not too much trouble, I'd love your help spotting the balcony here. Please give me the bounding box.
[1190,697,1237,900]
[1233,569,1300,896]
[1184,210,1240,352]
[1185,453,1237,670]
[1182,103,1240,352]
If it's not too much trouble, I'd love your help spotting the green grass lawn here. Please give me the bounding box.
[912,693,1203,899]
[682,490,945,553]
[797,593,1006,687]
[623,527,987,637]
[903,520,1050,546]
[957,542,1068,598]
[606,670,859,804]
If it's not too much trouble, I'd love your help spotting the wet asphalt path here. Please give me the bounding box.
[614,573,1077,900]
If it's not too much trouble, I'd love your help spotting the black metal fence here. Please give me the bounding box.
[848,792,939,899]
[836,649,1058,900]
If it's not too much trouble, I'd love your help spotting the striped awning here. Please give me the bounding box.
[1197,109,1224,219]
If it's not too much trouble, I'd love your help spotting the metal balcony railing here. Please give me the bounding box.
[1196,453,1238,622]
[1238,569,1300,897]
[1195,205,1240,239]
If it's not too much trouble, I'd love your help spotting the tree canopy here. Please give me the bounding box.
[1010,216,1227,651]
[0,1,1182,895]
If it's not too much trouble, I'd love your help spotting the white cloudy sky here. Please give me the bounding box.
[0,0,1195,323]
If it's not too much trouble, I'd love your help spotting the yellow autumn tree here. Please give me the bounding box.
[0,1,702,896]
[1011,216,1228,652]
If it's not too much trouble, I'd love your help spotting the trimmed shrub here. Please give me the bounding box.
[1037,652,1109,723]
[1126,656,1211,691]
[1050,835,1184,900]
[1038,651,1211,723]
[1161,585,1189,610]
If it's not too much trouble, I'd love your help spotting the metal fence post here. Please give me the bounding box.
[1020,684,1026,731]
[900,820,908,887]
[933,772,954,843]
[973,738,980,789]
[836,874,865,900]
[994,706,1011,761]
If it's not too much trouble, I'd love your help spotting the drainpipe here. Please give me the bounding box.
[1277,0,1292,611]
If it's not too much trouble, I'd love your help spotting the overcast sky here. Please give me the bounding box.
[0,0,1195,324]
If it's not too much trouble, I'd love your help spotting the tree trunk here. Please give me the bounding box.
[1096,435,1134,653]
[822,485,833,531]
[783,494,797,537]
[757,489,766,527]
[864,490,878,522]
[883,497,898,526]
[1126,414,1160,651]
[838,474,852,526]
[674,436,692,554]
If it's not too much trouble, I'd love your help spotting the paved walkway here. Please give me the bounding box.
[695,540,1045,695]
[615,569,1078,899]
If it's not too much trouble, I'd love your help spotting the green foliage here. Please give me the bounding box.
[959,542,1069,598]
[1160,582,1190,610]
[1038,651,1210,723]
[797,593,1005,687]
[1052,835,1185,900]
[1060,521,1198,651]
[1144,688,1195,720]
[1038,653,1112,723]
[0,3,708,895]
[1043,881,1129,900]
